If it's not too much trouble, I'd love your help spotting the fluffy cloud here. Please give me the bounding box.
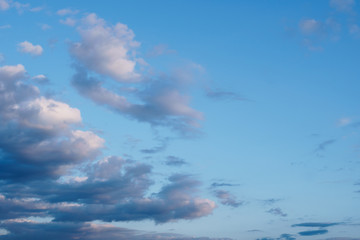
[21,97,81,130]
[0,64,102,181]
[70,13,140,82]
[17,41,43,56]
[0,64,216,237]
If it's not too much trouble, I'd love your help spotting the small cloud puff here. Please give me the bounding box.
[18,41,43,56]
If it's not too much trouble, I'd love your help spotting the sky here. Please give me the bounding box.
[0,0,360,239]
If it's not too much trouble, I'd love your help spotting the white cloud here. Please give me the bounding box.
[70,13,140,82]
[59,17,76,26]
[0,0,9,10]
[18,41,43,56]
[31,74,49,84]
[21,97,82,130]
[56,8,79,16]
[0,64,26,81]
[70,130,105,154]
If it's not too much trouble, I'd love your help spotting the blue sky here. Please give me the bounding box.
[0,0,360,239]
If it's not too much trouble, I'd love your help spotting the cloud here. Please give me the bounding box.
[210,182,240,188]
[205,88,248,101]
[0,24,11,29]
[0,221,231,240]
[330,0,355,12]
[256,234,296,240]
[165,156,188,166]
[147,44,176,57]
[59,17,76,27]
[49,174,215,223]
[299,19,323,35]
[267,208,287,217]
[314,139,336,154]
[0,0,9,10]
[292,222,340,227]
[17,41,43,56]
[213,190,242,208]
[338,117,352,126]
[0,64,216,237]
[141,137,169,154]
[56,8,79,16]
[261,198,282,205]
[72,66,203,134]
[31,74,49,84]
[70,13,140,82]
[298,229,328,236]
[40,24,51,30]
[0,64,102,182]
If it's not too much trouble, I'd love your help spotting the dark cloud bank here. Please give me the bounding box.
[0,64,219,239]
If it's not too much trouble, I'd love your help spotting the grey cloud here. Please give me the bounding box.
[50,174,215,223]
[205,88,248,102]
[298,229,328,236]
[292,222,340,228]
[165,156,188,166]
[267,208,287,217]
[0,64,103,182]
[72,66,203,135]
[256,234,296,240]
[0,221,231,240]
[262,198,282,205]
[314,139,336,154]
[141,138,169,154]
[0,64,216,229]
[210,182,240,188]
[213,189,242,208]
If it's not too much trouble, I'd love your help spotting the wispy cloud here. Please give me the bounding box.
[292,222,340,227]
[165,156,188,166]
[314,139,336,155]
[56,8,79,16]
[298,229,328,236]
[213,189,242,208]
[267,208,287,217]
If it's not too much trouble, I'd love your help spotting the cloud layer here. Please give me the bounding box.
[0,64,216,238]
